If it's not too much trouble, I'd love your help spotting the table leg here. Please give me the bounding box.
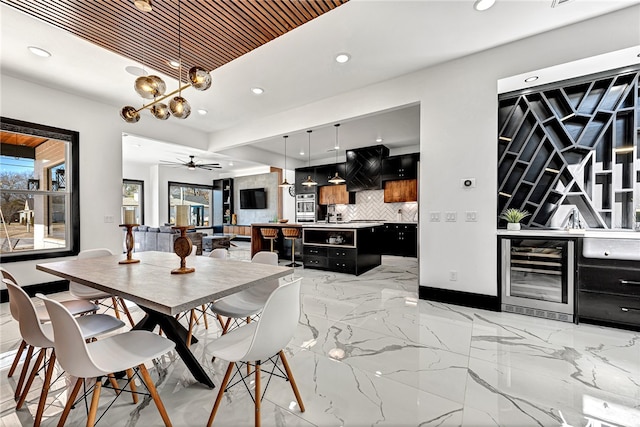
[133,308,213,389]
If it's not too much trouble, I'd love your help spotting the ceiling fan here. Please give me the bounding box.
[159,155,222,170]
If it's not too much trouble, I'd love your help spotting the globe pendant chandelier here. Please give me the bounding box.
[120,0,212,123]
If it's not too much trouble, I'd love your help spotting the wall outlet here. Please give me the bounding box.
[430,212,441,222]
[465,211,478,222]
[445,212,457,222]
[104,215,114,223]
[449,270,458,281]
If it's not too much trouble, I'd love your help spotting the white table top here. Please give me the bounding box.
[37,251,293,316]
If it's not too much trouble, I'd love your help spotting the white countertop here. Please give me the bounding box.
[497,229,640,240]
[303,222,384,229]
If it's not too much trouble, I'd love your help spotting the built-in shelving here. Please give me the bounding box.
[498,67,639,230]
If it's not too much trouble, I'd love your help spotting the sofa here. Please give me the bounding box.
[132,226,204,255]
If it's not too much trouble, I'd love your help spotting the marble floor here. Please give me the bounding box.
[1,243,639,426]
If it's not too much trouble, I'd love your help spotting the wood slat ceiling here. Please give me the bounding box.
[2,0,347,80]
[1,131,49,148]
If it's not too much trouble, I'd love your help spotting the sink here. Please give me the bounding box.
[582,238,640,261]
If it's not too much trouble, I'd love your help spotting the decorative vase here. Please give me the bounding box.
[507,222,521,231]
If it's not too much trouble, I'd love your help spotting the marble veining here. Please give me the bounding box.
[2,242,639,426]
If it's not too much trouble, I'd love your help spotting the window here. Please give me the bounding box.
[0,117,80,262]
[122,179,144,225]
[168,182,212,227]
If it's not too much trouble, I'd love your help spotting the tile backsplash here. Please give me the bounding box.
[333,190,418,222]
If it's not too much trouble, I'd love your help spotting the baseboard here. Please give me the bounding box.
[0,280,69,303]
[419,286,500,312]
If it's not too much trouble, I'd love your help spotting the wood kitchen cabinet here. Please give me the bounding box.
[318,184,356,205]
[384,179,417,202]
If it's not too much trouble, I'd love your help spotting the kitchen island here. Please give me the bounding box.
[302,223,383,275]
[251,222,384,275]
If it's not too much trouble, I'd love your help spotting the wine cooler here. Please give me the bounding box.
[501,238,575,322]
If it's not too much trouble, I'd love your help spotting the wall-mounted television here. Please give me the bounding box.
[240,188,267,209]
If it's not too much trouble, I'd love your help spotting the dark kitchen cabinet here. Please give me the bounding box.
[577,253,640,330]
[382,153,419,181]
[295,167,317,194]
[382,223,417,257]
[346,145,389,192]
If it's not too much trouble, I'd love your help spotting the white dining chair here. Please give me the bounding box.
[209,251,280,335]
[69,248,135,326]
[1,267,98,381]
[4,279,125,427]
[208,248,227,259]
[206,277,304,427]
[41,295,175,427]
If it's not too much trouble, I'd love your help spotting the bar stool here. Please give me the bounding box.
[282,227,301,267]
[260,228,278,252]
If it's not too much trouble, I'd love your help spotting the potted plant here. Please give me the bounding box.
[500,208,530,231]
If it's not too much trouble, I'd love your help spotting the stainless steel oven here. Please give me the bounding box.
[501,238,575,322]
[295,194,316,222]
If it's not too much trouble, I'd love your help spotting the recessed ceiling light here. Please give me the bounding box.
[168,60,180,69]
[251,87,264,95]
[125,66,147,76]
[300,150,305,156]
[473,0,496,11]
[134,0,153,12]
[335,53,350,64]
[197,109,208,115]
[524,76,539,83]
[27,46,51,58]
[376,137,383,143]
[228,161,234,166]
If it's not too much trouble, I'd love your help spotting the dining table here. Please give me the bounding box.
[36,251,294,388]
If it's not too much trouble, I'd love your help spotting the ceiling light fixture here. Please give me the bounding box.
[279,135,292,188]
[134,0,153,12]
[473,0,496,11]
[524,76,539,83]
[376,137,383,143]
[197,109,208,115]
[120,0,212,123]
[335,53,351,63]
[302,130,317,187]
[251,87,264,95]
[328,124,346,185]
[27,46,51,58]
[125,65,147,76]
[168,60,181,69]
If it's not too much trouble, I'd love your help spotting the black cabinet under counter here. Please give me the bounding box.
[382,223,417,257]
[302,225,382,275]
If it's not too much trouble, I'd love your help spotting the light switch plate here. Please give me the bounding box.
[465,211,478,222]
[445,212,457,222]
[430,212,441,222]
[104,215,114,223]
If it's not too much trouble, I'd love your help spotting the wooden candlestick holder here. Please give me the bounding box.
[171,226,195,274]
[119,224,140,264]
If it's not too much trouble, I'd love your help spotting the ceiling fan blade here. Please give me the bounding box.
[197,163,221,167]
[159,160,184,165]
[197,165,222,170]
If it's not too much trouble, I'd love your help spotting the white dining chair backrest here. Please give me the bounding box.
[40,296,102,379]
[3,279,53,349]
[209,248,227,259]
[1,268,20,320]
[243,277,301,362]
[78,248,114,259]
[188,245,198,259]
[251,251,278,266]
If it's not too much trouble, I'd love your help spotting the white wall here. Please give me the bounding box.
[1,75,209,286]
[207,7,640,297]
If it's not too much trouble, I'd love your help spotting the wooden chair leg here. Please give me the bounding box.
[246,318,252,376]
[16,348,46,409]
[255,361,261,427]
[202,305,209,329]
[111,297,122,320]
[107,373,121,395]
[222,318,231,335]
[206,362,235,427]
[126,368,138,404]
[118,297,135,327]
[57,378,83,427]
[34,350,56,427]
[8,339,27,377]
[216,315,225,330]
[187,310,195,348]
[14,344,33,400]
[86,378,102,427]
[138,364,172,427]
[279,350,305,412]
